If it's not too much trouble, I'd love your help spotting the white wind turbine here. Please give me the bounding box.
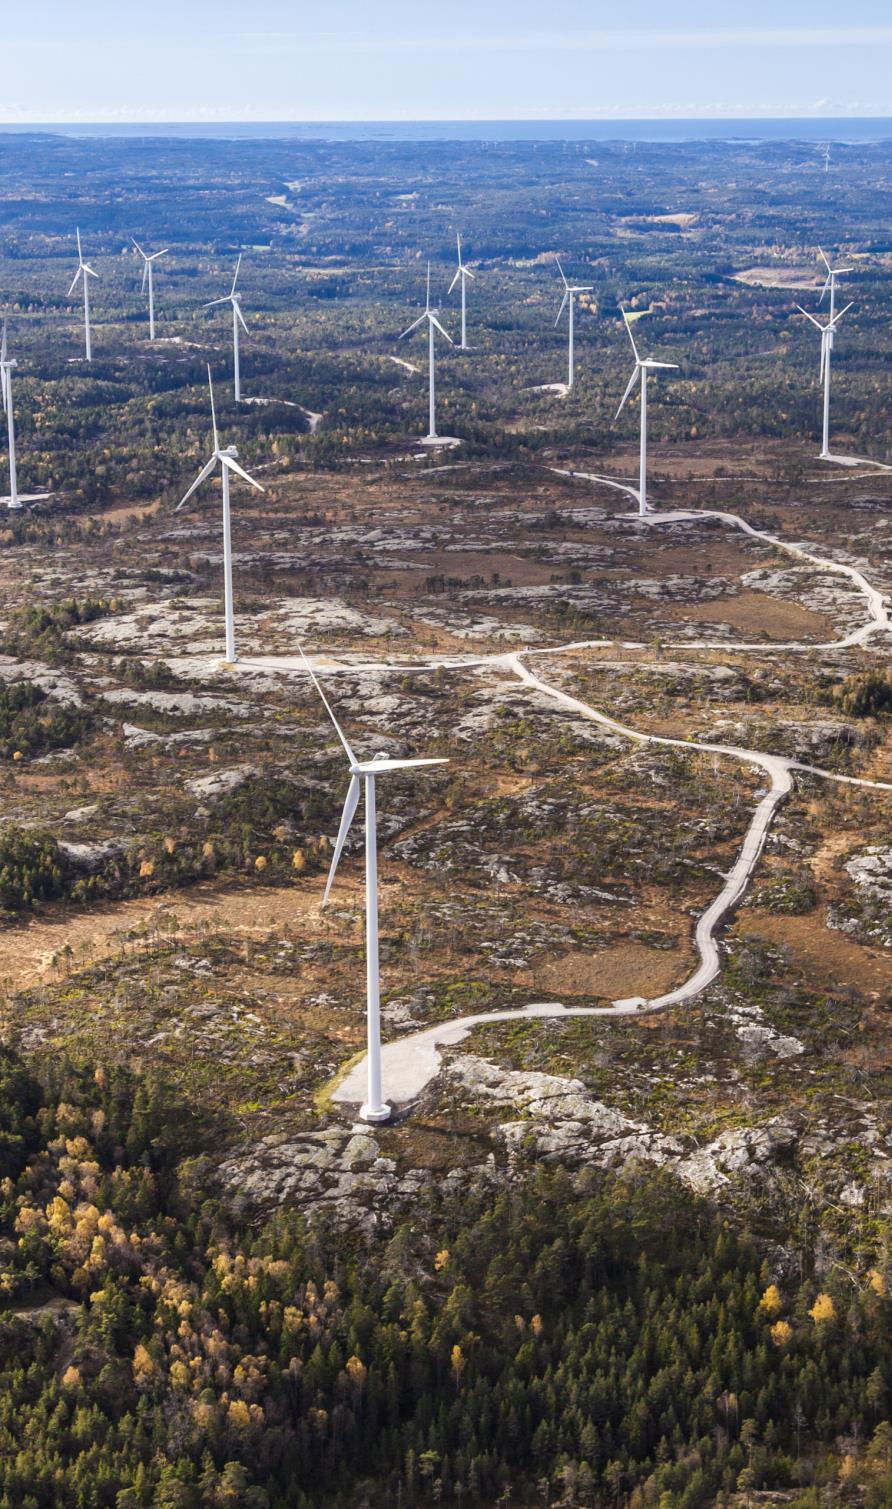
[132,239,169,341]
[615,308,679,517]
[1,321,21,510]
[796,299,854,460]
[818,246,853,325]
[300,647,447,1123]
[448,233,475,350]
[176,365,264,663]
[205,255,248,402]
[400,262,454,442]
[554,258,592,390]
[68,229,99,361]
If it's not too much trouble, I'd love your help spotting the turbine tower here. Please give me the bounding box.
[615,308,679,517]
[400,263,454,442]
[205,255,248,402]
[300,647,447,1124]
[68,229,99,362]
[0,321,21,511]
[176,366,264,663]
[554,258,592,390]
[796,300,854,460]
[448,233,475,350]
[132,239,169,341]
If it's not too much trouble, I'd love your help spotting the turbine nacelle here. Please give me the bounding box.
[68,228,99,297]
[175,365,264,510]
[614,307,678,419]
[296,646,447,906]
[399,261,454,345]
[818,247,854,304]
[796,301,854,381]
[448,232,476,295]
[554,257,593,325]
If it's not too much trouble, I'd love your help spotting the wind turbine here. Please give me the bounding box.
[0,321,21,510]
[68,229,99,361]
[176,365,264,663]
[554,258,592,390]
[205,255,248,402]
[796,300,854,460]
[615,308,679,517]
[132,239,169,341]
[447,233,475,350]
[818,246,853,324]
[299,647,447,1123]
[400,262,454,442]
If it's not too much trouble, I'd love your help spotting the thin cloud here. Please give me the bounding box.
[232,26,892,54]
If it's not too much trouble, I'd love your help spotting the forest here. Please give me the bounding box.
[1,1047,892,1508]
[2,131,892,512]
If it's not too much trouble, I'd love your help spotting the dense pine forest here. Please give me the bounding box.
[0,1048,889,1507]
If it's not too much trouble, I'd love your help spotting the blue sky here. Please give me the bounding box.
[2,0,892,122]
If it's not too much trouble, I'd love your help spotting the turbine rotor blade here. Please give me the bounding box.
[399,313,426,338]
[322,774,361,906]
[297,645,358,766]
[621,307,641,363]
[352,757,449,774]
[831,301,854,326]
[615,364,641,421]
[555,290,568,326]
[221,453,265,492]
[68,269,83,297]
[555,256,569,290]
[235,301,248,333]
[141,263,149,294]
[207,364,219,452]
[132,238,146,259]
[230,253,242,296]
[175,454,218,510]
[429,313,453,343]
[447,269,461,295]
[795,305,824,330]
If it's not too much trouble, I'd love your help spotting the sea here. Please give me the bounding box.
[0,119,891,144]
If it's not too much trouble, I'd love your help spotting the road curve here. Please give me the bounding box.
[234,474,892,1113]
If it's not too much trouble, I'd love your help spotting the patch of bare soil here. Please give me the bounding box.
[661,590,832,639]
[733,266,821,291]
[0,882,323,991]
[529,941,688,999]
[735,911,892,997]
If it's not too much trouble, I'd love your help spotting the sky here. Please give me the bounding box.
[2,0,892,123]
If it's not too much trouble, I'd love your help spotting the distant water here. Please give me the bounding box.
[2,118,892,144]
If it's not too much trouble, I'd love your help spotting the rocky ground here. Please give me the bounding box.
[0,447,889,1257]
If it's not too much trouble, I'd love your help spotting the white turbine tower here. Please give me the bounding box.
[176,366,264,664]
[205,255,248,402]
[400,262,454,443]
[300,647,447,1124]
[1,321,21,511]
[448,233,475,350]
[615,308,679,517]
[132,239,169,341]
[796,300,854,460]
[554,258,592,390]
[68,229,99,362]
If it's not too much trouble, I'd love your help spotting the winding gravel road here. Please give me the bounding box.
[234,479,891,1113]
